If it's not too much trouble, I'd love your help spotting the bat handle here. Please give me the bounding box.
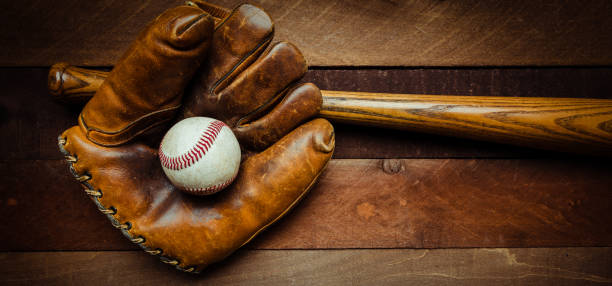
[48,63,107,103]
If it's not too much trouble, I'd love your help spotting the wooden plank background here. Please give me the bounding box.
[1,0,611,284]
[2,158,611,251]
[1,0,612,66]
[2,249,612,285]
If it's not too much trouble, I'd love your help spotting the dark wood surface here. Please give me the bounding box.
[2,158,610,251]
[1,67,611,282]
[1,0,612,284]
[2,0,612,66]
[2,249,611,285]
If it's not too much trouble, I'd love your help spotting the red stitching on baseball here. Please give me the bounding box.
[182,172,237,194]
[159,120,227,171]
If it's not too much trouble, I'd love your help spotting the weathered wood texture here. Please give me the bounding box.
[2,0,612,66]
[1,249,611,285]
[2,158,610,251]
[4,67,612,161]
[2,0,611,282]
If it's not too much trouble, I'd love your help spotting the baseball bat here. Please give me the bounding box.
[49,63,612,155]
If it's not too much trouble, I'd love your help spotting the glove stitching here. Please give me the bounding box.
[211,2,238,32]
[208,33,274,105]
[58,136,199,273]
[80,106,180,135]
[79,107,181,147]
[206,4,272,101]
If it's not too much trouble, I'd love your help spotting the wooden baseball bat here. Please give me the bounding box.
[49,63,612,155]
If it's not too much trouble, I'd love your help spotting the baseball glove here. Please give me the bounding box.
[58,1,334,273]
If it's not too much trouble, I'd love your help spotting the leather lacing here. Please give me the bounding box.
[185,0,230,25]
[58,136,198,273]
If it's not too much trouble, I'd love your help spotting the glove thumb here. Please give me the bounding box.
[79,5,214,146]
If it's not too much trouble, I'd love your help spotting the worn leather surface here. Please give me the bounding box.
[79,6,214,146]
[59,3,334,272]
[182,3,322,150]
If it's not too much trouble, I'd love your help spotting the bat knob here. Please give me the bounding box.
[47,63,105,104]
[48,62,69,97]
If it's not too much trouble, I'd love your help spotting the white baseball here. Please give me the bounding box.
[159,117,241,195]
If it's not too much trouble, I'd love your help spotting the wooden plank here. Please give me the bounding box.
[304,67,612,100]
[257,158,612,249]
[2,1,612,66]
[3,67,612,160]
[1,249,611,285]
[0,160,131,251]
[1,158,610,251]
[0,68,79,161]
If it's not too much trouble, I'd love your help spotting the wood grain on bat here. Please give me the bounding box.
[321,91,612,154]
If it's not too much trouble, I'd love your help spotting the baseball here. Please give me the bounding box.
[159,117,241,195]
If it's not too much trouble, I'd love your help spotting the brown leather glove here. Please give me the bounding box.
[58,2,334,273]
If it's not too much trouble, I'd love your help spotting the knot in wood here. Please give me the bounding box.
[382,159,404,174]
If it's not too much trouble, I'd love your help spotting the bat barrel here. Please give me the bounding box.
[320,90,612,155]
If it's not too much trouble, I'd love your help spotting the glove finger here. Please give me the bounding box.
[181,4,275,118]
[233,83,322,150]
[216,42,308,127]
[80,6,214,146]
